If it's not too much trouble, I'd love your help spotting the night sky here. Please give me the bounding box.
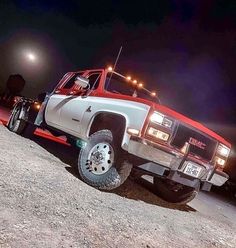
[0,0,235,143]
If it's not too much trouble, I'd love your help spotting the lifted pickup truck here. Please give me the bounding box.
[7,67,231,204]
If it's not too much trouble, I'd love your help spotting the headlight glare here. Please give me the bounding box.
[217,144,230,157]
[215,156,226,167]
[163,117,173,128]
[150,112,172,128]
[150,112,164,124]
[147,127,169,141]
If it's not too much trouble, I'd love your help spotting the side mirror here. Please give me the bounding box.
[74,76,89,89]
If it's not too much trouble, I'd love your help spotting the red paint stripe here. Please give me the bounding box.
[0,119,7,125]
[154,104,231,147]
[34,129,70,146]
[0,109,70,146]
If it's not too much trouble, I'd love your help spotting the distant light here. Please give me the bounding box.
[138,83,143,88]
[34,102,41,110]
[126,76,131,81]
[151,92,156,97]
[132,79,137,84]
[27,53,36,62]
[108,66,113,71]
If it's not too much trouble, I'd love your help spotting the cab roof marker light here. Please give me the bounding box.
[138,83,143,88]
[107,66,113,71]
[151,91,156,97]
[133,79,137,84]
[126,76,132,81]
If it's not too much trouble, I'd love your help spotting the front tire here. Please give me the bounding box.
[78,130,132,190]
[7,105,27,134]
[154,178,199,205]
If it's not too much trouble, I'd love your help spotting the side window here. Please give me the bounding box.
[87,73,101,90]
[105,74,134,96]
[62,72,84,89]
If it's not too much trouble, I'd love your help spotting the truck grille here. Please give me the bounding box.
[171,124,217,161]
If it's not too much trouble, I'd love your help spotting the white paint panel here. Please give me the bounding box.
[80,96,150,142]
[45,95,150,146]
[45,94,66,126]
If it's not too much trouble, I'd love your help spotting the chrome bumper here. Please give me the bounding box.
[127,138,228,187]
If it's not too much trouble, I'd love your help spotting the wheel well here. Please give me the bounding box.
[89,113,126,142]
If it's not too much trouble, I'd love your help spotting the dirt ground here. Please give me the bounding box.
[0,124,236,248]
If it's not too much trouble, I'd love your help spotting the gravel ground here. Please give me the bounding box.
[0,125,236,248]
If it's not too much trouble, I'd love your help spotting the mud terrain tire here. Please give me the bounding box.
[154,177,199,205]
[78,130,132,190]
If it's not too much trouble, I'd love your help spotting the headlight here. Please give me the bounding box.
[150,112,173,128]
[215,156,226,167]
[217,144,230,157]
[150,112,164,124]
[147,127,169,141]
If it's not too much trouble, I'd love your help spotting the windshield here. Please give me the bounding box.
[104,72,160,103]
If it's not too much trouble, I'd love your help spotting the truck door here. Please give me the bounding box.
[44,72,83,130]
[58,71,102,137]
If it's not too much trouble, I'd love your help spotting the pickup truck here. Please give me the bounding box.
[7,67,231,204]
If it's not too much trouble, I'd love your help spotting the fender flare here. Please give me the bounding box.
[86,111,130,150]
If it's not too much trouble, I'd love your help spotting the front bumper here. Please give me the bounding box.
[127,137,228,187]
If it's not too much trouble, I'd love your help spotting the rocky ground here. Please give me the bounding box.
[0,125,236,248]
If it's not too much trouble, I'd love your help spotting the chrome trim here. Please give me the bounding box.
[127,138,229,185]
[170,121,219,163]
[205,171,229,186]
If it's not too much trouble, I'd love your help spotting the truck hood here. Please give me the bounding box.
[154,103,231,148]
[95,91,231,148]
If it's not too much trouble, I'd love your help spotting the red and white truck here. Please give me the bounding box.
[7,67,231,204]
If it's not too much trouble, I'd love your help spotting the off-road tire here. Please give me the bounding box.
[154,177,199,205]
[78,129,132,190]
[7,105,27,134]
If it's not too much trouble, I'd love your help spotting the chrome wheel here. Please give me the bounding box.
[78,130,133,190]
[87,142,114,175]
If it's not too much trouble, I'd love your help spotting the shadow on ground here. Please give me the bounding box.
[25,132,196,212]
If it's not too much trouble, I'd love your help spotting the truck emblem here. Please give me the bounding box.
[86,106,92,113]
[189,137,206,150]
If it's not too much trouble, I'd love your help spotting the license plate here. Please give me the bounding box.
[183,163,202,178]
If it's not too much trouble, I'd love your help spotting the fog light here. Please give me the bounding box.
[147,127,169,141]
[216,156,226,167]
